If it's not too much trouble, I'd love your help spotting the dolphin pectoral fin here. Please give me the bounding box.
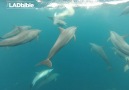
[122,35,129,39]
[58,27,65,33]
[36,59,52,68]
[124,64,129,72]
[73,34,76,41]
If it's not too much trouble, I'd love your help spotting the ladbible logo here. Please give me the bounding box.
[7,1,35,9]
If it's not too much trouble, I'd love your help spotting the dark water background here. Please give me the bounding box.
[0,1,129,90]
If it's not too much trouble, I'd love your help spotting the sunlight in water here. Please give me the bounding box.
[43,0,129,9]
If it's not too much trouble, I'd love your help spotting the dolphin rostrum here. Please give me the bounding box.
[90,43,112,69]
[0,29,41,47]
[37,26,77,67]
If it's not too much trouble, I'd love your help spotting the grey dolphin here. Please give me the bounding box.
[36,73,59,89]
[37,26,77,67]
[108,31,129,56]
[90,43,112,69]
[112,47,129,61]
[48,16,67,26]
[16,25,32,30]
[0,29,41,47]
[0,25,31,39]
[112,47,129,72]
[120,6,129,16]
[48,4,75,27]
[30,69,53,90]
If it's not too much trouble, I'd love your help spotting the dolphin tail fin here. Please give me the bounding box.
[124,64,129,72]
[36,59,52,67]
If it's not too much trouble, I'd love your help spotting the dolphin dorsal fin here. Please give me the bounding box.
[58,27,65,33]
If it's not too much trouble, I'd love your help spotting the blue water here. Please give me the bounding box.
[0,1,129,90]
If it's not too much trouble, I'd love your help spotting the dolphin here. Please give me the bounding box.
[56,5,75,18]
[90,43,112,69]
[0,29,41,47]
[36,73,59,89]
[31,69,53,89]
[16,25,31,30]
[48,14,67,27]
[53,17,67,26]
[0,25,31,39]
[120,6,129,16]
[37,26,77,67]
[112,47,129,62]
[112,47,129,72]
[48,5,75,26]
[108,31,129,57]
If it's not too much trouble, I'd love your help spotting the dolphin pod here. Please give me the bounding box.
[109,31,129,72]
[90,43,112,69]
[2,3,129,90]
[37,26,77,67]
